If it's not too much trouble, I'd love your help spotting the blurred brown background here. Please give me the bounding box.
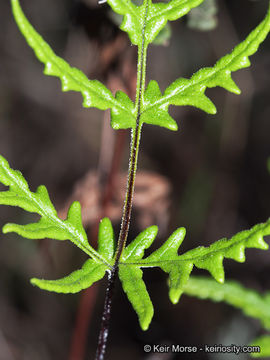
[0,0,270,359]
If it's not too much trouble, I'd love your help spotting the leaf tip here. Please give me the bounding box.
[2,223,12,234]
[210,106,217,115]
[176,227,186,239]
[169,287,182,304]
[248,233,269,250]
[30,278,39,287]
[148,224,159,238]
[211,261,225,284]
[216,276,225,284]
[170,295,179,305]
[67,200,82,222]
[99,217,112,227]
[168,122,178,131]
[139,306,154,331]
[140,321,150,331]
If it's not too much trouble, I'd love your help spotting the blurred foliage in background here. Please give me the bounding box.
[0,0,270,359]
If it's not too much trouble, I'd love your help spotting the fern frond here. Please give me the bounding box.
[11,0,135,130]
[0,155,111,266]
[107,0,205,46]
[119,219,270,325]
[141,3,270,130]
[140,221,269,303]
[182,276,270,331]
[183,276,270,358]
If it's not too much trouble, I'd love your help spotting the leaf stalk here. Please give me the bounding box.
[95,1,149,358]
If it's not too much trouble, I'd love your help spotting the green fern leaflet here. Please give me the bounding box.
[183,276,270,331]
[183,276,270,358]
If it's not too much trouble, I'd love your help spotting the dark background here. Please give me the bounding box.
[0,0,270,359]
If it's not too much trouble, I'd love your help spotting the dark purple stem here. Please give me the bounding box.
[94,121,141,360]
[95,0,149,357]
[95,268,116,360]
